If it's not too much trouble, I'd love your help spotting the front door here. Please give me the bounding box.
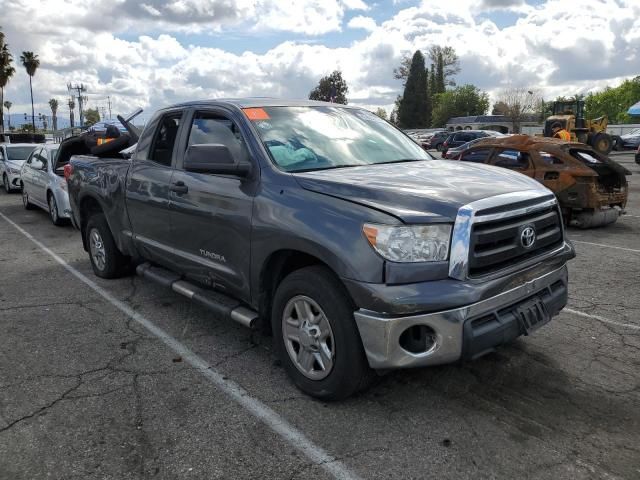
[168,109,256,302]
[31,148,49,205]
[125,111,184,266]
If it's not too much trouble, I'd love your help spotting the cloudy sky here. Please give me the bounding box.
[1,0,639,125]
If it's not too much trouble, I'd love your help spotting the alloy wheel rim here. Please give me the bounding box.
[89,228,106,271]
[49,197,57,221]
[282,295,335,380]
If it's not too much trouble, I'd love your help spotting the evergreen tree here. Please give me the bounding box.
[397,51,428,128]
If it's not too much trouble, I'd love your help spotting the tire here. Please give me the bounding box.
[3,174,11,193]
[271,265,374,400]
[47,193,65,226]
[85,213,130,279]
[22,189,35,210]
[436,143,443,152]
[612,135,623,151]
[590,132,612,155]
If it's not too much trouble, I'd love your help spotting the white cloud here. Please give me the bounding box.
[0,0,637,125]
[348,15,378,32]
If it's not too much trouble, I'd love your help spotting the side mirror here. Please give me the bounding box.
[184,144,251,177]
[31,159,44,170]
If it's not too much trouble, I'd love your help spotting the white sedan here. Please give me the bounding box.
[20,144,72,226]
[0,143,39,192]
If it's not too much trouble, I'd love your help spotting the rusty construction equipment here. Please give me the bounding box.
[451,135,630,228]
[543,99,613,155]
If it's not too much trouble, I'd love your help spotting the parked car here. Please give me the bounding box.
[66,100,575,400]
[453,135,630,228]
[442,137,495,159]
[427,131,450,151]
[0,143,39,192]
[20,143,71,225]
[619,128,640,149]
[441,130,502,156]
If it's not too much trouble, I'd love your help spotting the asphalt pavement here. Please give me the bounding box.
[1,153,639,479]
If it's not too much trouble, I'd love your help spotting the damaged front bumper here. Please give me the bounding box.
[353,262,570,370]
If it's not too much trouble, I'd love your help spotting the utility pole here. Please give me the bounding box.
[67,83,87,127]
[107,96,112,119]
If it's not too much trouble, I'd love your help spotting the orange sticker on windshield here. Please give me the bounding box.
[243,108,270,120]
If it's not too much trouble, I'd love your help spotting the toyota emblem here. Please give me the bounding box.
[520,226,536,249]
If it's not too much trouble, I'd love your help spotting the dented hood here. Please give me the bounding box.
[293,160,549,223]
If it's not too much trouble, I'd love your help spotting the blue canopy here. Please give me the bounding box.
[628,101,640,116]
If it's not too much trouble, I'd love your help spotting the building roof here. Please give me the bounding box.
[446,114,539,124]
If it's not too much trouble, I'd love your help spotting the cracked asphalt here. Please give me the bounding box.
[1,152,639,479]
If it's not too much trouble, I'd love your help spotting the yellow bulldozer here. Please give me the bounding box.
[543,99,613,154]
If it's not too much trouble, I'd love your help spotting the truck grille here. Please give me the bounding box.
[468,203,563,277]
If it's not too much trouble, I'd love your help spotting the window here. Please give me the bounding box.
[0,149,4,161]
[35,149,48,170]
[455,133,473,143]
[149,114,181,166]
[249,106,430,172]
[539,151,564,165]
[493,149,529,170]
[460,148,492,163]
[572,150,601,164]
[187,113,250,165]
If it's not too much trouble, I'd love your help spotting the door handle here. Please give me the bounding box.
[170,181,188,194]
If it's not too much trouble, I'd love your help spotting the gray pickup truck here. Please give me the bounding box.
[65,99,575,399]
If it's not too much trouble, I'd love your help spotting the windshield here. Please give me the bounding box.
[247,106,432,172]
[7,146,37,161]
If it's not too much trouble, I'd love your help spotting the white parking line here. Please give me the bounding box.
[0,211,361,480]
[570,240,640,254]
[564,308,640,330]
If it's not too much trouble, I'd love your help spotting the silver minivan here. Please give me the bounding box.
[21,144,71,226]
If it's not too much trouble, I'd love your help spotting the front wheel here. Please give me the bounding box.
[436,143,444,152]
[85,214,130,278]
[272,266,374,400]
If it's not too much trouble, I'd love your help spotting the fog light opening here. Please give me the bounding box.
[399,325,437,354]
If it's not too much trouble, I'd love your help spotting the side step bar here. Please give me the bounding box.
[136,263,259,329]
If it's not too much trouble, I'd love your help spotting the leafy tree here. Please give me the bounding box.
[431,85,489,127]
[428,46,460,89]
[48,98,59,131]
[393,55,412,87]
[3,100,11,130]
[398,50,429,128]
[84,108,100,126]
[20,51,39,132]
[491,101,509,115]
[494,87,541,133]
[585,76,640,124]
[374,107,388,120]
[308,70,348,104]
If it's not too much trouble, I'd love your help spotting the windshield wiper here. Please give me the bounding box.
[374,158,428,165]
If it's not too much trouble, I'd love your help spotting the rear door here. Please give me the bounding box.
[168,108,257,302]
[125,109,184,266]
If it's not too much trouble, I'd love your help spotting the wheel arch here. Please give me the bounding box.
[256,249,353,333]
[78,194,107,251]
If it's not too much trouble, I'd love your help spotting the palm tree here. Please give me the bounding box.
[0,37,14,134]
[48,98,58,131]
[68,98,75,128]
[3,100,11,130]
[20,51,39,132]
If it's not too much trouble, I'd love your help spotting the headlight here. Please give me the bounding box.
[9,167,20,174]
[363,223,451,262]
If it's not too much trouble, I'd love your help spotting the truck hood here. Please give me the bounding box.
[293,160,549,223]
